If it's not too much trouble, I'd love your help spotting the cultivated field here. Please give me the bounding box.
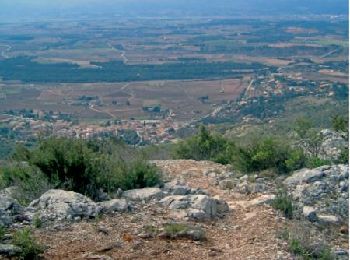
[0,78,246,122]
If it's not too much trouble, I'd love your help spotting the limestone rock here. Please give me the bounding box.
[99,199,129,213]
[317,215,340,225]
[0,189,23,227]
[160,195,229,221]
[0,244,22,256]
[163,181,191,195]
[284,168,325,186]
[302,206,318,222]
[123,188,164,202]
[319,129,348,161]
[26,189,101,222]
[284,164,348,225]
[250,194,276,206]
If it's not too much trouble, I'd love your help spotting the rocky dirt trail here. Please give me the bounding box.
[32,160,293,260]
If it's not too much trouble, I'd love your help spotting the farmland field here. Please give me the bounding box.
[0,78,245,121]
[0,16,348,125]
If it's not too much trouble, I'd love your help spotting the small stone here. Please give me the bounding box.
[302,206,318,222]
[250,194,276,206]
[340,226,348,234]
[0,244,22,256]
[318,214,340,225]
[334,249,348,256]
[240,175,248,181]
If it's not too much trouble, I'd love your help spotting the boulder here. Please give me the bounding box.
[284,168,325,186]
[26,189,101,222]
[163,181,191,195]
[319,129,348,161]
[284,164,348,225]
[190,195,217,216]
[122,188,164,202]
[99,199,129,213]
[160,195,229,221]
[163,180,207,196]
[0,190,23,227]
[160,195,191,210]
[214,196,230,213]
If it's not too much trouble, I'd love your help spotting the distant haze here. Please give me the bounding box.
[0,0,348,21]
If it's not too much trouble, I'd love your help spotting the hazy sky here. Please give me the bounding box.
[0,0,348,22]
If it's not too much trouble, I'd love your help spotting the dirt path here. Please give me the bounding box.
[152,160,292,259]
[36,160,292,259]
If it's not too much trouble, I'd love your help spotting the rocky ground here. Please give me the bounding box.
[0,160,348,259]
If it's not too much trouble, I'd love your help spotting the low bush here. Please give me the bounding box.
[272,189,293,219]
[0,226,5,241]
[332,115,348,133]
[123,160,161,189]
[174,126,309,174]
[174,125,344,174]
[282,222,335,260]
[305,157,330,169]
[10,137,161,200]
[32,214,42,229]
[173,126,234,164]
[162,223,206,241]
[337,147,349,164]
[0,164,50,206]
[163,223,189,235]
[13,228,44,259]
[28,137,97,196]
[231,138,305,174]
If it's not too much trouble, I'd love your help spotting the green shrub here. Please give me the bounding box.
[174,127,307,174]
[11,137,161,200]
[0,165,50,206]
[283,222,335,260]
[163,223,189,235]
[231,138,304,174]
[306,156,330,169]
[162,223,206,241]
[289,238,309,257]
[337,147,349,164]
[13,228,44,259]
[318,248,335,260]
[0,226,5,241]
[285,149,306,172]
[289,238,334,260]
[32,214,42,229]
[332,115,348,133]
[272,189,293,219]
[28,138,96,195]
[294,117,312,139]
[141,143,173,160]
[173,126,233,164]
[108,160,161,191]
[126,161,161,189]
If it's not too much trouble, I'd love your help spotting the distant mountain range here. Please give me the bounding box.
[1,0,348,22]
